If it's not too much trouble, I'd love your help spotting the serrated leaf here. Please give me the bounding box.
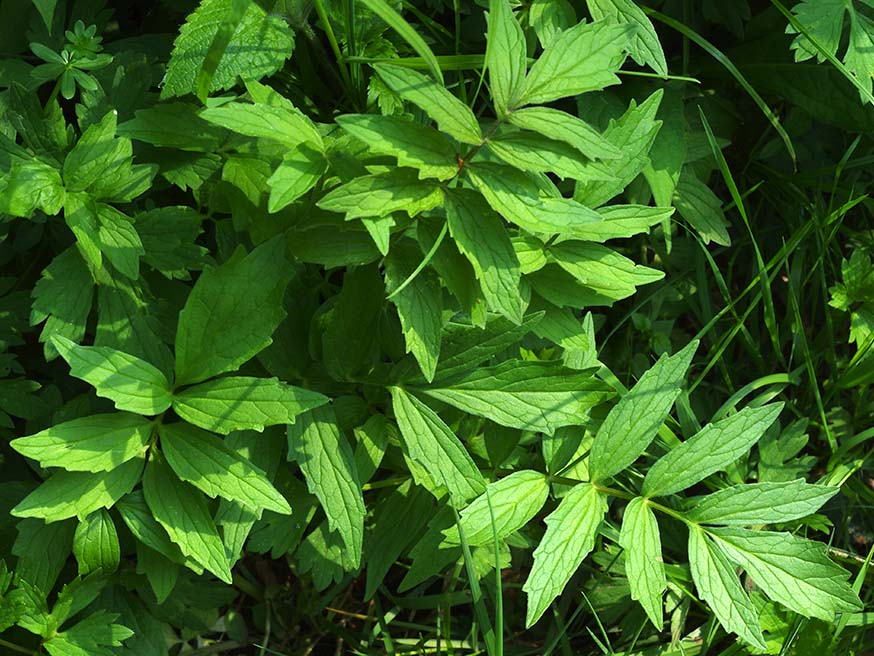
[172,376,328,434]
[445,189,523,323]
[52,336,172,416]
[336,114,458,180]
[162,0,295,99]
[549,241,664,301]
[374,64,483,145]
[709,527,862,620]
[318,169,443,221]
[390,386,486,506]
[589,340,697,482]
[571,204,672,242]
[467,163,603,238]
[442,470,548,545]
[142,453,232,583]
[620,498,665,628]
[523,483,606,626]
[288,406,365,567]
[507,107,621,160]
[63,193,103,273]
[515,20,631,107]
[175,236,291,385]
[688,481,839,526]
[95,204,145,280]
[0,159,65,217]
[63,111,129,193]
[643,403,783,497]
[118,103,224,151]
[487,128,611,182]
[528,0,576,48]
[116,490,192,567]
[200,101,321,148]
[688,526,767,650]
[159,423,290,514]
[421,360,612,434]
[136,206,209,279]
[673,169,731,246]
[44,611,133,656]
[486,0,527,115]
[585,0,667,75]
[73,509,120,575]
[267,144,326,212]
[11,458,143,522]
[385,242,443,382]
[11,413,152,473]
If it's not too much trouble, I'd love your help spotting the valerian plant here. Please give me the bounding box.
[0,0,867,653]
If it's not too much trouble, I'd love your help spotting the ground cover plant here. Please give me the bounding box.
[0,0,871,653]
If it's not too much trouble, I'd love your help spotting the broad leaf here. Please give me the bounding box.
[673,169,731,246]
[710,527,862,620]
[373,64,483,145]
[30,248,93,359]
[73,509,120,575]
[688,480,839,526]
[523,483,606,626]
[549,241,664,301]
[172,376,328,434]
[12,458,143,522]
[200,101,322,149]
[507,107,621,160]
[390,386,486,506]
[486,0,527,116]
[160,423,291,514]
[11,413,152,473]
[487,128,611,181]
[688,526,766,650]
[589,340,697,482]
[175,236,291,385]
[585,0,667,75]
[267,144,326,212]
[643,403,783,497]
[619,497,665,628]
[317,169,443,221]
[288,406,365,567]
[63,111,130,194]
[422,360,612,434]
[52,336,172,416]
[442,470,548,545]
[142,453,232,583]
[573,204,673,242]
[445,189,523,323]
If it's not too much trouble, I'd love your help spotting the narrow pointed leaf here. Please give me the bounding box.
[73,509,120,575]
[507,107,621,160]
[620,498,665,628]
[687,481,840,526]
[318,169,443,221]
[486,0,527,115]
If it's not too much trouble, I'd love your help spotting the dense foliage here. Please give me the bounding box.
[0,0,871,653]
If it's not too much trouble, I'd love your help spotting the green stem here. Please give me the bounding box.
[385,221,448,300]
[312,0,353,94]
[0,638,34,655]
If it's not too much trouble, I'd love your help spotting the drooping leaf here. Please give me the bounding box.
[422,360,612,434]
[52,336,172,416]
[11,413,152,473]
[619,497,665,628]
[142,453,232,583]
[288,406,365,567]
[643,403,783,497]
[486,0,527,116]
[12,458,144,522]
[442,470,548,545]
[175,236,291,385]
[589,340,697,482]
[524,483,606,626]
[172,376,328,434]
[390,386,486,506]
[159,423,291,514]
[73,509,120,575]
[688,480,840,526]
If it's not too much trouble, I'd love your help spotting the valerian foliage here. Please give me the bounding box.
[0,0,869,653]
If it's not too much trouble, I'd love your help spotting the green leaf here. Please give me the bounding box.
[288,406,365,567]
[336,114,458,181]
[445,189,523,323]
[11,458,143,522]
[549,241,664,301]
[642,86,686,207]
[384,242,444,382]
[116,490,192,566]
[390,386,486,506]
[486,128,611,182]
[172,376,328,434]
[142,452,232,583]
[51,336,172,416]
[585,0,667,75]
[673,169,731,246]
[159,423,291,514]
[136,206,209,279]
[515,20,631,106]
[688,526,766,650]
[486,0,527,116]
[200,101,322,149]
[507,107,621,161]
[44,611,133,656]
[95,204,145,280]
[63,111,128,193]
[11,413,152,473]
[523,483,606,626]
[528,0,576,48]
[118,103,224,152]
[373,64,483,145]
[442,470,548,545]
[162,0,295,99]
[421,360,612,434]
[589,340,697,482]
[467,163,604,238]
[619,497,665,628]
[73,509,120,575]
[267,144,326,212]
[575,204,673,242]
[643,403,783,497]
[12,518,75,594]
[175,236,291,385]
[317,169,443,221]
[688,481,840,526]
[63,193,103,273]
[359,0,443,83]
[709,527,862,620]
[0,159,65,217]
